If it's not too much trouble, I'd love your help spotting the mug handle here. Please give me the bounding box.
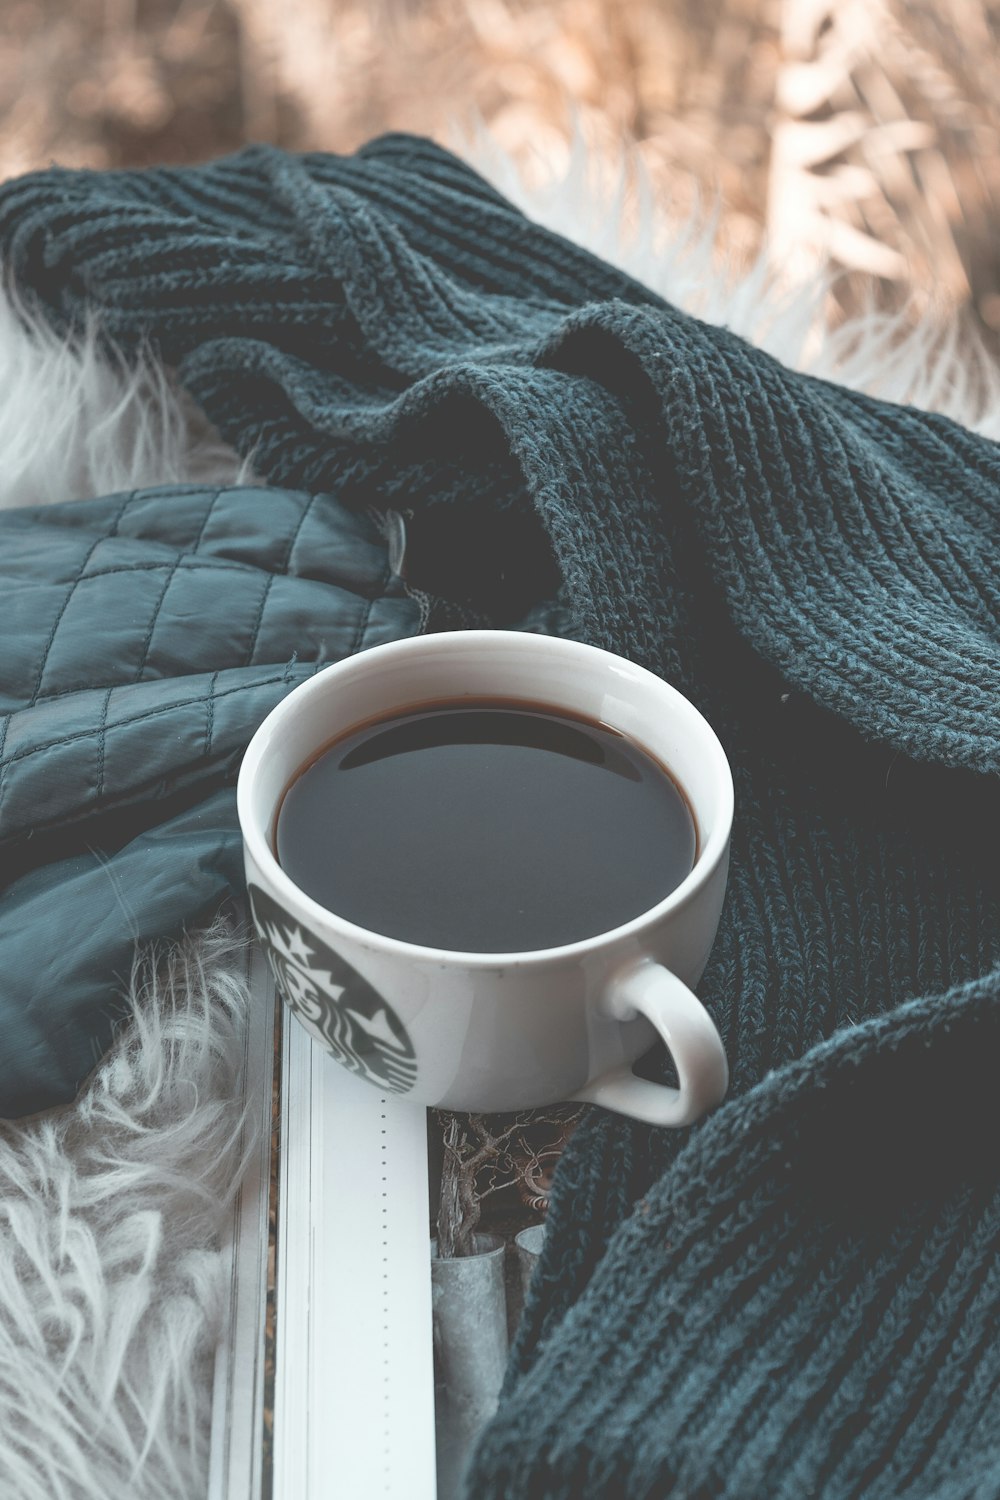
[572,959,729,1126]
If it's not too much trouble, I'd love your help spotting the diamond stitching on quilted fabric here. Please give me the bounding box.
[189,486,224,553]
[0,480,423,845]
[83,558,262,584]
[132,557,185,683]
[0,712,10,815]
[28,571,96,709]
[281,489,322,574]
[350,593,375,655]
[244,572,276,669]
[26,491,137,708]
[204,669,220,758]
[2,671,295,773]
[95,686,114,801]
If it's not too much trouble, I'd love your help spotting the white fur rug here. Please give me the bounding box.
[0,139,996,1499]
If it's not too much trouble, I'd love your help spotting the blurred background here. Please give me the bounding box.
[2,0,998,340]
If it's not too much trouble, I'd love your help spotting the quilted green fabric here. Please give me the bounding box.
[1,482,422,1114]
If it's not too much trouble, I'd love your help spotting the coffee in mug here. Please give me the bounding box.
[275,701,697,954]
[238,631,732,1125]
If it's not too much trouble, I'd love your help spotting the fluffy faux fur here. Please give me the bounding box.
[0,290,243,512]
[0,136,995,1498]
[0,927,252,1500]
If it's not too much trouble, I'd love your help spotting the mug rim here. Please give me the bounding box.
[237,630,734,968]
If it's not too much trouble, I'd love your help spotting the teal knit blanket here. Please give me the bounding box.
[2,136,999,1498]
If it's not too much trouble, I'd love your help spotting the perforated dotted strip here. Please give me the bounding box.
[381,1104,391,1491]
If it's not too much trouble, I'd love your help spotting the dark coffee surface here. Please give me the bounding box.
[276,703,696,952]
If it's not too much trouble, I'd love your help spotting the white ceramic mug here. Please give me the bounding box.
[238,631,732,1125]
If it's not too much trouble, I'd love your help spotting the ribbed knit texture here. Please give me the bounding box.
[2,136,998,1498]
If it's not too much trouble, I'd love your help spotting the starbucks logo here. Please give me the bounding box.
[248,884,417,1095]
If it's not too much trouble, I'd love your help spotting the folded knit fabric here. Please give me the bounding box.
[1,137,998,1496]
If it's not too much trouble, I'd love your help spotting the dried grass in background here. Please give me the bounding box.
[2,0,999,342]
